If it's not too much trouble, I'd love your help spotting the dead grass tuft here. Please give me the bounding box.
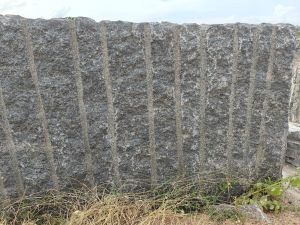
[1,174,298,225]
[0,176,243,225]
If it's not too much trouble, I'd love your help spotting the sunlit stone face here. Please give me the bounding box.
[0,15,296,198]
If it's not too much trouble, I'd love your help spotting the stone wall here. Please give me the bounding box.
[287,39,300,166]
[290,39,300,123]
[286,123,300,166]
[0,15,296,198]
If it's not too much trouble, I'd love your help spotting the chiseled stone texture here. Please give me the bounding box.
[287,39,300,167]
[0,15,296,198]
[286,123,300,166]
[290,39,300,123]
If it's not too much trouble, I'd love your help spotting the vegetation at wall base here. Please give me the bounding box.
[0,170,299,225]
[235,167,300,212]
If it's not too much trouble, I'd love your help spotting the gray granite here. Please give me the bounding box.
[290,39,300,123]
[286,122,300,166]
[0,15,296,198]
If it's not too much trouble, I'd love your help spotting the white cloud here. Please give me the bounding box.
[232,4,300,24]
[0,0,299,25]
[0,0,26,12]
[272,4,300,24]
[52,6,70,18]
[194,3,300,25]
[274,4,295,18]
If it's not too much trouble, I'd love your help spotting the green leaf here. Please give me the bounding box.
[275,204,281,211]
[290,177,300,188]
[259,196,268,206]
[249,199,255,204]
[269,186,283,197]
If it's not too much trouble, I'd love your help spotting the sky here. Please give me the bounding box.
[0,0,299,25]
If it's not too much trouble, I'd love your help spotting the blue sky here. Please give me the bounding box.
[0,0,299,25]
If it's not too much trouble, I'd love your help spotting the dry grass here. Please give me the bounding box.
[0,177,243,225]
[0,176,299,225]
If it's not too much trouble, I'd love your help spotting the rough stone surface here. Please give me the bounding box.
[282,164,300,205]
[212,204,272,224]
[290,39,300,123]
[286,122,300,166]
[0,15,296,198]
[239,204,272,224]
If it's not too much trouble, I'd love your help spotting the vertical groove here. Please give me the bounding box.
[279,128,288,174]
[243,28,260,172]
[0,172,5,199]
[198,27,207,173]
[0,83,24,195]
[22,19,60,190]
[173,26,184,176]
[294,66,300,122]
[99,22,121,187]
[69,19,94,186]
[289,64,297,121]
[255,26,277,174]
[144,23,157,186]
[226,25,240,173]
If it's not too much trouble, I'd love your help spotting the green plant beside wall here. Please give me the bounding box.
[235,168,300,212]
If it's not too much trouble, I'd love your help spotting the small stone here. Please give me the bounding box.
[211,204,272,224]
[239,204,272,224]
